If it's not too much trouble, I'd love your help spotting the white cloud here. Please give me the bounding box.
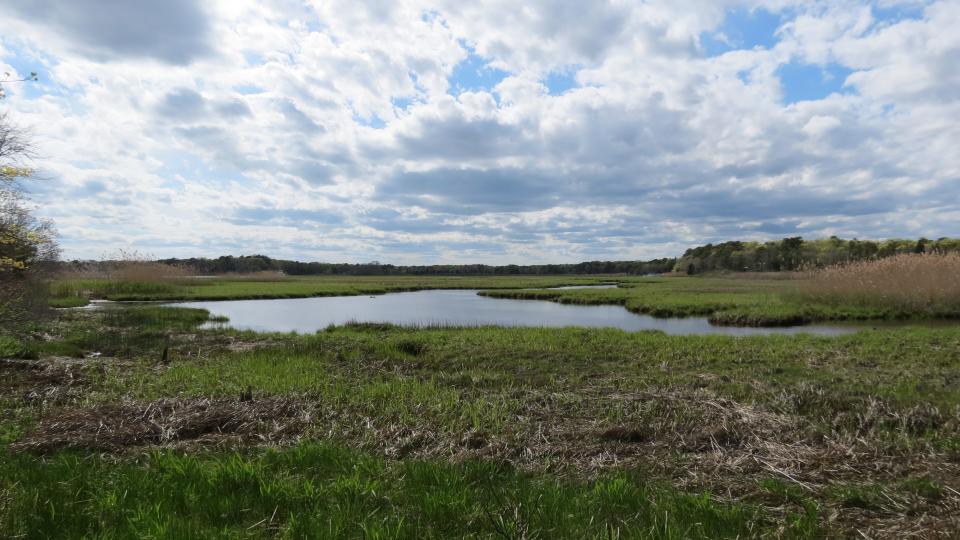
[0,0,957,263]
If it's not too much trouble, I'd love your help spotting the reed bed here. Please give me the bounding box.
[799,253,960,315]
[52,260,191,303]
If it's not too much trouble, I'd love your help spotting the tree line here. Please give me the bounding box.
[116,236,960,277]
[674,237,960,274]
[145,255,678,276]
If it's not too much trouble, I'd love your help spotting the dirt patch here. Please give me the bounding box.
[13,397,316,452]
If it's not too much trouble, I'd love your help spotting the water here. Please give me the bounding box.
[171,289,864,336]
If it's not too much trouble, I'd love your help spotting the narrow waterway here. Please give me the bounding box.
[171,289,868,336]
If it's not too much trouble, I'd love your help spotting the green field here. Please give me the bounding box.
[3,291,960,537]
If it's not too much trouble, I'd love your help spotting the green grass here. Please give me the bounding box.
[479,276,956,324]
[0,335,29,358]
[51,279,182,299]
[0,444,801,539]
[127,324,960,424]
[46,295,89,308]
[9,291,960,535]
[27,306,218,359]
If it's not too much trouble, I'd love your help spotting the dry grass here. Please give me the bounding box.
[12,397,313,452]
[108,260,189,283]
[58,249,189,283]
[800,253,960,314]
[214,270,289,281]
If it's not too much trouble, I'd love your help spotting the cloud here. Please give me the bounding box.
[156,88,207,121]
[1,0,958,263]
[379,167,561,215]
[1,0,212,65]
[229,207,343,226]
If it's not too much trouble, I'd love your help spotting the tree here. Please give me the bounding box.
[0,112,58,331]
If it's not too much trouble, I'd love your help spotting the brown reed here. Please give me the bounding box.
[799,252,960,313]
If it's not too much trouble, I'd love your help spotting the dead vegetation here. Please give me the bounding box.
[12,382,959,536]
[801,252,960,314]
[0,357,92,406]
[13,397,314,452]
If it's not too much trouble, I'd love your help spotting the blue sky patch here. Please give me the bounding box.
[233,84,265,95]
[353,113,387,129]
[701,7,783,57]
[872,3,927,26]
[243,51,265,66]
[1,44,56,100]
[544,69,578,96]
[778,61,854,104]
[448,47,508,94]
[391,97,414,111]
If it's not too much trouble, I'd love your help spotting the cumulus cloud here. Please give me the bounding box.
[0,0,957,263]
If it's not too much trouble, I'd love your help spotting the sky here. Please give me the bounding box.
[0,0,957,264]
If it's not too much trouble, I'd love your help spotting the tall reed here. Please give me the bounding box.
[799,252,960,314]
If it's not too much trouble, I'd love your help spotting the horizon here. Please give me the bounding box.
[60,235,952,268]
[2,1,958,264]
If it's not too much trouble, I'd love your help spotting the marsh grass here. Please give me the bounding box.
[9,319,960,535]
[49,274,625,305]
[0,335,28,358]
[0,444,787,539]
[52,256,193,305]
[28,306,217,358]
[11,287,960,535]
[799,253,960,316]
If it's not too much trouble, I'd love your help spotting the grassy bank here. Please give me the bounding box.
[50,267,960,326]
[49,275,622,306]
[479,275,960,325]
[46,273,898,326]
[3,306,959,536]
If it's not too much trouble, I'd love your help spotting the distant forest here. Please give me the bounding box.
[152,256,678,276]
[124,236,960,276]
[675,236,960,274]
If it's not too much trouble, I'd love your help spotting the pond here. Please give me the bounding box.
[171,289,868,336]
